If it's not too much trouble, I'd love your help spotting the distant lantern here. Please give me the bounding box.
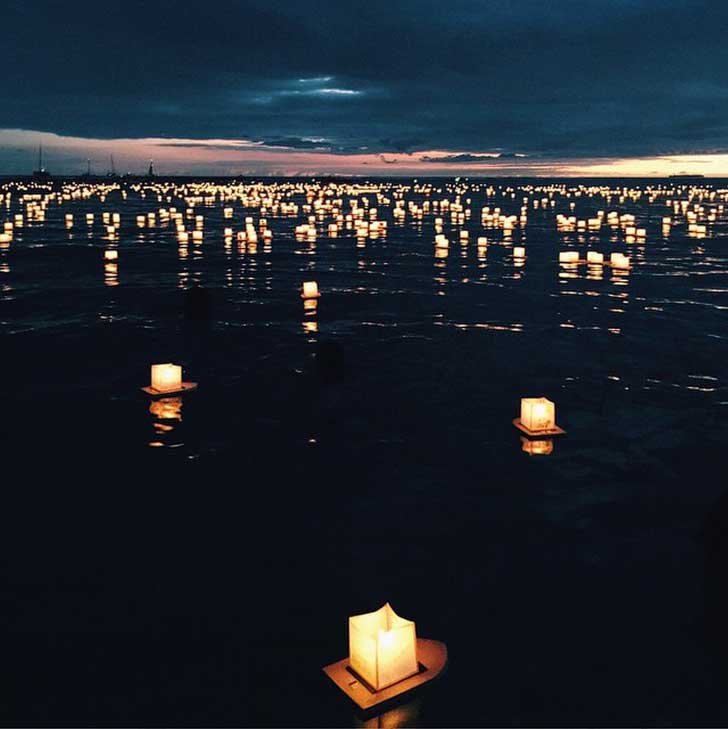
[323,603,447,710]
[142,363,197,397]
[513,246,525,258]
[514,397,565,437]
[104,249,118,261]
[586,250,604,264]
[559,251,579,263]
[301,281,320,299]
[434,234,449,249]
[610,252,630,269]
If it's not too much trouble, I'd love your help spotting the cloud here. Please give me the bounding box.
[1,0,728,170]
[422,153,528,163]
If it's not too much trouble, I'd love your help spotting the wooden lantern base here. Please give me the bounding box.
[513,418,566,437]
[322,638,447,711]
[141,382,198,397]
[301,293,322,299]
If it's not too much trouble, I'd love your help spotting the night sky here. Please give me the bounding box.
[3,0,728,175]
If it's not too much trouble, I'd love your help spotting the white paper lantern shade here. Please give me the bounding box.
[142,362,198,397]
[513,397,565,437]
[323,602,448,711]
[301,281,321,299]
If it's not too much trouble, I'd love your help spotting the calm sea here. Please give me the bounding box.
[2,176,727,725]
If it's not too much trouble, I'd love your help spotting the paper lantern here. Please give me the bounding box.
[323,604,447,711]
[104,249,118,261]
[514,397,565,436]
[301,281,320,299]
[513,246,525,258]
[349,603,418,691]
[587,251,604,264]
[610,253,630,269]
[559,251,579,263]
[151,363,182,393]
[142,363,197,397]
[521,397,555,432]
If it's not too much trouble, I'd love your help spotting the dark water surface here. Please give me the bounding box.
[1,177,727,725]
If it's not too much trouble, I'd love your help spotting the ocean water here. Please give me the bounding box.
[1,177,727,725]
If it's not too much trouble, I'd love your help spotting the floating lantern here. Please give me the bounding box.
[104,249,118,261]
[513,397,565,437]
[610,253,630,269]
[513,246,525,258]
[587,251,604,264]
[323,602,448,711]
[301,281,321,299]
[142,363,197,397]
[559,251,579,263]
[434,234,449,250]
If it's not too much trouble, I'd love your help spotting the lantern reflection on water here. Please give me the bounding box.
[521,436,554,456]
[323,602,448,710]
[149,396,183,422]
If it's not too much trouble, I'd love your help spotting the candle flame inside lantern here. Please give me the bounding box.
[349,602,418,691]
[151,363,182,393]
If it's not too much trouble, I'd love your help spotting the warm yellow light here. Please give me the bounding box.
[149,397,183,421]
[587,250,604,264]
[349,603,418,691]
[521,437,554,456]
[520,397,556,433]
[302,281,320,298]
[150,363,182,393]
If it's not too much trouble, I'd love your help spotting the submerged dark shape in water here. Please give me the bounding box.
[703,486,728,664]
[314,340,348,385]
[183,285,213,321]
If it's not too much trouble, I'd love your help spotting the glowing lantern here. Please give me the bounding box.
[513,246,525,258]
[301,281,320,299]
[349,603,418,691]
[151,364,181,393]
[323,604,447,710]
[610,253,630,269]
[143,363,197,396]
[104,249,118,261]
[559,251,579,263]
[587,251,604,264]
[514,397,565,436]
